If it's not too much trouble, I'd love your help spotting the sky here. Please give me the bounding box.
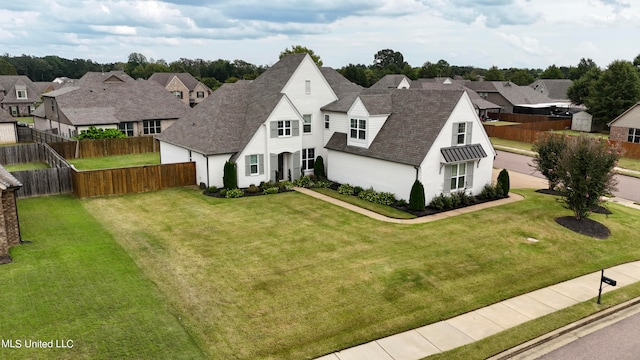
[1,0,638,70]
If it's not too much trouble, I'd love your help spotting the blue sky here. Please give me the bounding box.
[1,0,638,69]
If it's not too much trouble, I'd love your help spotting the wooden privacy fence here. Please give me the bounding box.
[18,128,71,144]
[0,143,74,198]
[49,137,159,159]
[72,162,196,198]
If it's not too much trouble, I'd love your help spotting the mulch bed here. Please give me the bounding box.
[555,216,611,239]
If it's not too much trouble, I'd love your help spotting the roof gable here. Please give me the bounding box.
[608,102,640,127]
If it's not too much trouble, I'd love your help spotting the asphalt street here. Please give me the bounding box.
[494,150,640,202]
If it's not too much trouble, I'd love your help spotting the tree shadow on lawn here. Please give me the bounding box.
[535,188,612,239]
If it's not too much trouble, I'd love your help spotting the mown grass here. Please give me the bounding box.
[312,187,416,219]
[16,117,34,124]
[484,121,520,126]
[3,162,49,171]
[0,196,204,360]
[81,187,640,359]
[68,152,160,170]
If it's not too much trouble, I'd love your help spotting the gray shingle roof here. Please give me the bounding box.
[0,165,22,190]
[326,89,466,166]
[465,81,553,105]
[529,79,573,100]
[0,76,41,104]
[148,72,210,92]
[157,54,308,156]
[0,108,16,123]
[43,78,190,126]
[370,74,411,89]
[441,144,487,163]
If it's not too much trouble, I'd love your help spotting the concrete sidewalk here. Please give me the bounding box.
[316,261,640,360]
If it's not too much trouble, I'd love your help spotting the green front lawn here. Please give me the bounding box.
[75,187,640,359]
[1,195,203,360]
[16,117,34,124]
[3,162,49,172]
[68,152,160,170]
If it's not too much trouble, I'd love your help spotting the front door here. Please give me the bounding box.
[277,153,285,181]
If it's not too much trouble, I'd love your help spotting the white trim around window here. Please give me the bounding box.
[277,120,292,137]
[302,148,315,171]
[350,118,366,140]
[303,114,311,134]
[143,120,161,135]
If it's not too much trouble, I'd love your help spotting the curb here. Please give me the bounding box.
[488,297,640,359]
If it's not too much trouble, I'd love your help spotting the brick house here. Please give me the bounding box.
[148,73,212,107]
[0,75,41,117]
[608,102,640,143]
[0,166,22,264]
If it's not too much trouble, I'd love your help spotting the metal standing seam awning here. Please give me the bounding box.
[440,144,487,163]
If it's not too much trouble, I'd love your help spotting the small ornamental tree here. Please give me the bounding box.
[314,156,326,179]
[556,136,620,220]
[409,179,425,211]
[223,161,237,190]
[75,126,127,140]
[532,133,567,190]
[496,169,510,196]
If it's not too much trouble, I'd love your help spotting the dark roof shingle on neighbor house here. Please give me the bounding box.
[326,89,466,166]
[465,81,553,105]
[148,72,203,91]
[0,76,41,104]
[0,108,16,123]
[42,73,190,126]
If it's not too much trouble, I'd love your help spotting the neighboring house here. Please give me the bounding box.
[370,74,412,89]
[608,102,640,143]
[33,71,190,138]
[33,81,57,95]
[148,73,212,107]
[529,79,573,101]
[158,54,495,203]
[0,165,22,265]
[412,78,502,119]
[0,76,41,117]
[464,81,555,113]
[0,108,18,144]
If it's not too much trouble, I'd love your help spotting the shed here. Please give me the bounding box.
[571,111,598,132]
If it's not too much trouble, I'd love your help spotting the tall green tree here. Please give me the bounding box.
[280,45,323,66]
[484,66,505,81]
[567,68,600,105]
[0,58,17,75]
[569,58,598,80]
[540,64,564,79]
[373,49,406,70]
[507,69,535,85]
[125,52,148,78]
[584,60,640,124]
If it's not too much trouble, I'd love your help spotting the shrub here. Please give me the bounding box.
[353,186,364,196]
[314,179,333,188]
[225,188,244,198]
[396,199,408,207]
[429,193,448,211]
[556,136,621,220]
[206,186,218,194]
[532,133,567,190]
[338,183,354,195]
[478,184,502,200]
[452,190,473,206]
[74,126,126,140]
[278,181,294,191]
[409,180,425,211]
[246,184,260,194]
[263,187,279,195]
[497,169,510,196]
[220,189,227,197]
[314,156,326,178]
[259,181,276,191]
[223,161,237,189]
[294,176,315,188]
[376,192,396,206]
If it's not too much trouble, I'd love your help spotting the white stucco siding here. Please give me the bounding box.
[0,123,16,144]
[327,150,416,201]
[206,154,231,188]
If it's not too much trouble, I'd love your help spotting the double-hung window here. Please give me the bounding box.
[302,148,315,171]
[118,122,134,137]
[303,114,312,133]
[456,123,466,145]
[196,91,205,98]
[172,91,183,99]
[324,114,330,129]
[143,120,161,135]
[350,118,366,140]
[16,90,27,99]
[277,120,291,137]
[628,128,640,143]
[449,163,466,191]
[249,155,259,175]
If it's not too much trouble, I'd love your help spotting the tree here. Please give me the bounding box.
[532,133,568,190]
[484,66,505,81]
[567,68,600,105]
[507,69,535,85]
[419,59,452,78]
[125,52,148,78]
[339,64,369,86]
[496,169,510,196]
[280,45,323,66]
[540,64,564,79]
[584,60,640,125]
[555,136,620,220]
[223,161,237,190]
[0,58,17,75]
[569,58,598,80]
[409,180,425,211]
[634,54,640,71]
[373,49,406,70]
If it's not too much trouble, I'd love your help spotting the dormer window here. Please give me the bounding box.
[350,118,366,140]
[172,91,183,99]
[16,89,27,99]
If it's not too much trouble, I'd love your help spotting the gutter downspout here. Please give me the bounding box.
[203,153,210,188]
